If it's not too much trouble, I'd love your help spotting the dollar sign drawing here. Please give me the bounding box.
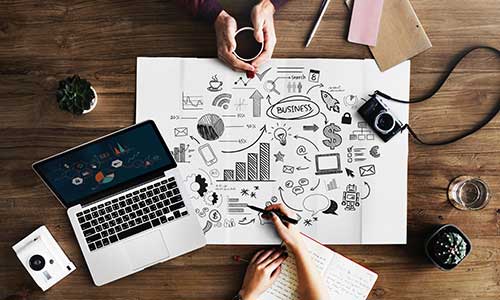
[322,123,342,150]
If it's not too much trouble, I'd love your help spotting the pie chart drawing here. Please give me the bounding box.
[197,113,225,141]
[95,171,115,184]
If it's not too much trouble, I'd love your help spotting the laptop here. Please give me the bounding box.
[315,153,343,175]
[32,120,206,286]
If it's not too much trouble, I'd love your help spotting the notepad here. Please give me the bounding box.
[348,0,384,46]
[261,234,378,300]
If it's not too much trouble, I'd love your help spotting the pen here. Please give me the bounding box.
[305,0,331,48]
[246,205,299,225]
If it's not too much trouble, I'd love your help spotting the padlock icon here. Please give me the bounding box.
[341,112,352,124]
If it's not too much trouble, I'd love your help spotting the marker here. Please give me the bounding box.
[233,255,249,263]
[305,0,331,48]
[247,205,299,225]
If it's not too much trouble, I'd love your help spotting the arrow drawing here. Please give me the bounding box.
[190,135,200,145]
[297,166,309,171]
[303,124,319,132]
[266,94,272,105]
[303,156,311,162]
[293,135,319,151]
[306,83,324,94]
[279,187,303,212]
[320,112,328,124]
[361,181,371,200]
[250,90,264,117]
[238,217,256,225]
[310,179,320,191]
[222,125,267,153]
[345,168,355,178]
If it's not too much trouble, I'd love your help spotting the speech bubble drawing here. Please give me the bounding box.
[322,200,338,215]
[303,194,330,216]
[292,186,304,195]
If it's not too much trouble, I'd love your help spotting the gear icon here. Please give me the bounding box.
[203,191,221,207]
[185,174,209,198]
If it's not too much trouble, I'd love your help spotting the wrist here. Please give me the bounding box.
[238,289,259,300]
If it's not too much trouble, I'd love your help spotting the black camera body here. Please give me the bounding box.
[358,93,404,142]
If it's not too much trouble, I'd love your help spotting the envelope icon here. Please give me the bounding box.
[283,165,295,174]
[174,127,188,137]
[359,164,375,177]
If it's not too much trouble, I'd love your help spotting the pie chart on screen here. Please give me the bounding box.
[95,171,115,184]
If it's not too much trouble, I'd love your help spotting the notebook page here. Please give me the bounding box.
[324,252,378,300]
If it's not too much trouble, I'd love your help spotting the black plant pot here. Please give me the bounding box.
[424,224,471,271]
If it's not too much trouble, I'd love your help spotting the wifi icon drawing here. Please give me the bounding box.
[212,93,232,110]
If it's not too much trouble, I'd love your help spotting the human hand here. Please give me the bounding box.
[239,248,288,300]
[250,0,277,68]
[214,11,255,72]
[264,204,304,252]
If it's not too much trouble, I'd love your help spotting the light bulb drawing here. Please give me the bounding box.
[274,127,288,146]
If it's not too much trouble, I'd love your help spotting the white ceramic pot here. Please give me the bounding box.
[83,86,98,114]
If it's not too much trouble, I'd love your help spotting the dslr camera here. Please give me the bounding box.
[12,226,75,291]
[358,92,404,142]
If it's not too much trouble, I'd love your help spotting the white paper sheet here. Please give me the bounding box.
[136,58,409,244]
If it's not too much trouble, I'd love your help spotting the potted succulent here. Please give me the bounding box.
[425,224,471,271]
[56,75,97,115]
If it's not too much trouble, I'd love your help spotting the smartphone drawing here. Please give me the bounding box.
[198,144,218,166]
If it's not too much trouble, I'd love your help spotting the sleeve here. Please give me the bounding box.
[176,0,223,24]
[270,0,288,10]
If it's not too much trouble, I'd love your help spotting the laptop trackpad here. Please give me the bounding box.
[123,230,169,270]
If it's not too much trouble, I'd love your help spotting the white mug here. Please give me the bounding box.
[233,27,264,62]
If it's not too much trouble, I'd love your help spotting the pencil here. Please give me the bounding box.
[246,205,299,225]
[305,0,331,48]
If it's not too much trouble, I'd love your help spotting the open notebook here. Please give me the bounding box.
[261,234,378,300]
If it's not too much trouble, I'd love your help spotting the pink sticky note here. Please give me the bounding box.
[348,0,384,46]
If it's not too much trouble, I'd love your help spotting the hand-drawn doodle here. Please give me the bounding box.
[198,143,218,166]
[215,222,223,228]
[250,191,256,198]
[278,186,303,212]
[238,217,256,225]
[343,94,358,107]
[249,90,264,117]
[310,179,320,191]
[234,76,251,86]
[240,188,249,196]
[322,200,338,215]
[303,194,330,216]
[369,145,381,158]
[277,66,304,74]
[210,169,220,178]
[174,127,188,137]
[287,81,303,93]
[266,95,320,120]
[349,122,375,141]
[207,75,223,92]
[285,180,294,188]
[221,125,267,154]
[212,93,232,110]
[234,98,248,111]
[320,90,340,113]
[274,151,285,162]
[303,124,319,132]
[315,153,343,175]
[171,143,193,163]
[304,219,313,226]
[328,85,345,93]
[322,123,342,150]
[203,192,221,207]
[361,182,371,200]
[185,174,209,197]
[224,218,236,228]
[219,142,273,182]
[345,168,355,178]
[347,146,367,163]
[195,207,209,218]
[208,209,222,223]
[359,164,376,177]
[297,166,309,171]
[298,178,309,186]
[306,83,324,94]
[342,184,360,211]
[202,220,213,234]
[273,127,289,146]
[341,112,352,125]
[197,114,225,141]
[256,67,272,81]
[271,196,278,203]
[181,92,203,110]
[308,69,320,83]
[190,135,200,145]
[263,78,282,95]
[292,186,304,196]
[283,165,295,174]
[326,179,338,191]
[254,186,259,191]
[303,156,311,163]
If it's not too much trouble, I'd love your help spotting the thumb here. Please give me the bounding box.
[252,12,264,43]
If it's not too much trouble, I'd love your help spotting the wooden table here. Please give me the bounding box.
[1,1,499,299]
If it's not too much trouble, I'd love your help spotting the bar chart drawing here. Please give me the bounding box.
[171,143,191,163]
[218,142,274,182]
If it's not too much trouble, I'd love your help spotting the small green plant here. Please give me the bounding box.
[432,231,468,265]
[56,75,96,115]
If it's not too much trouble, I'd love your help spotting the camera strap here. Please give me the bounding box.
[373,46,500,146]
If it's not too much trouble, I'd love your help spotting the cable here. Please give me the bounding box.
[374,46,500,146]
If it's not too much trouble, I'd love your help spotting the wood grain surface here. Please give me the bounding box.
[0,1,499,299]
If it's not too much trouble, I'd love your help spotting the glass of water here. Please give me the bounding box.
[447,176,491,210]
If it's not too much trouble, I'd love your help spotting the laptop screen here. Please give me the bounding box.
[317,154,340,171]
[33,121,176,207]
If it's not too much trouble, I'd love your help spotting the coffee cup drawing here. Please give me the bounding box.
[233,27,264,62]
[207,75,223,92]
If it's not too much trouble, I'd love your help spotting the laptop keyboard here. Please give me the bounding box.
[76,177,188,252]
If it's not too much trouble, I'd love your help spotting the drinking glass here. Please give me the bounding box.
[447,176,490,210]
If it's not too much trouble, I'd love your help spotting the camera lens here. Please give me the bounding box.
[375,111,395,134]
[29,255,45,271]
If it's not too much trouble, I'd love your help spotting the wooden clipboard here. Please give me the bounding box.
[346,0,432,71]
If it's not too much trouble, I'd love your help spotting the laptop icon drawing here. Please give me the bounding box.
[315,153,343,175]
